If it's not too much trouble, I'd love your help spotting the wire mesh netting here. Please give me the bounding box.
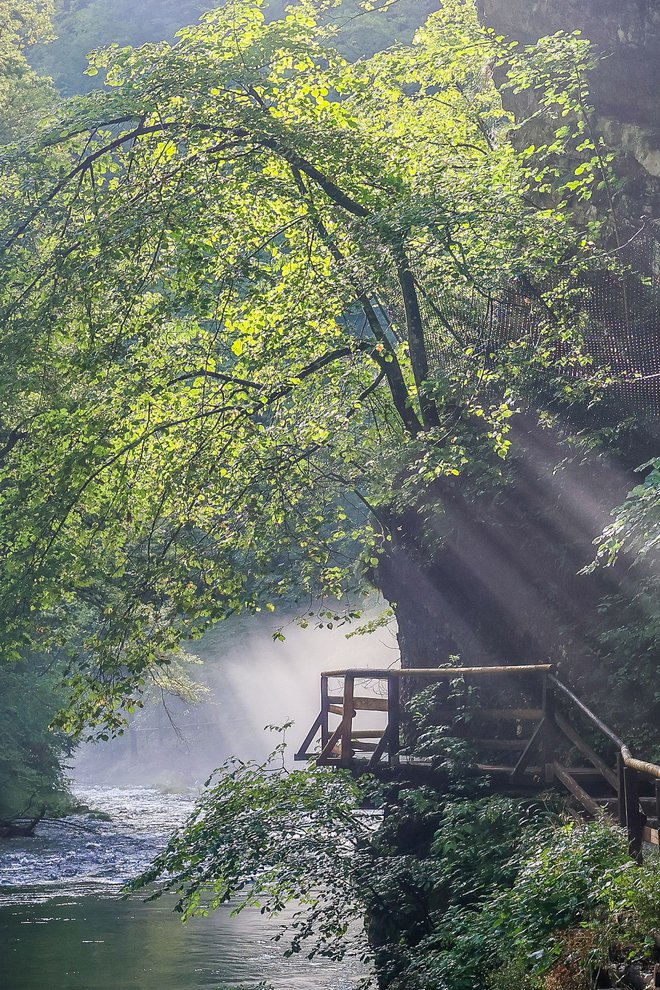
[420,229,660,415]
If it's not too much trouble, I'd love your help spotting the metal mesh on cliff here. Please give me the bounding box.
[420,230,660,416]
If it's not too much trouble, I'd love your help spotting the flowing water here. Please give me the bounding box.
[0,785,366,990]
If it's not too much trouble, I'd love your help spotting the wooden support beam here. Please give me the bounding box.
[321,675,329,751]
[341,675,355,768]
[617,752,626,826]
[542,675,556,783]
[511,718,546,782]
[294,710,324,761]
[553,762,604,819]
[388,674,400,767]
[554,713,618,790]
[318,720,344,764]
[368,725,390,769]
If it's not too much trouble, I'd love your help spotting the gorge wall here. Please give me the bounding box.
[380,2,660,707]
[477,0,660,219]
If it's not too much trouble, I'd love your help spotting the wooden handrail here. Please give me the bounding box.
[548,675,626,749]
[549,674,660,781]
[321,664,554,678]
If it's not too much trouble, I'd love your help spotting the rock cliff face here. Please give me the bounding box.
[477,0,660,218]
[381,3,660,689]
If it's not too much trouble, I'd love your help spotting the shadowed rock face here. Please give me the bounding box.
[477,0,660,214]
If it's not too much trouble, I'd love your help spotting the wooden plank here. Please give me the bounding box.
[554,713,618,790]
[642,825,660,846]
[473,738,531,751]
[478,764,614,777]
[480,708,544,721]
[328,695,389,711]
[351,730,385,739]
[553,762,604,819]
[351,740,379,752]
[329,705,344,716]
[511,718,546,781]
[480,763,531,775]
[428,708,543,722]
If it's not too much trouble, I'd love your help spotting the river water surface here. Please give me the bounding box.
[0,785,366,990]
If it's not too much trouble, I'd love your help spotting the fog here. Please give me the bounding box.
[73,601,399,789]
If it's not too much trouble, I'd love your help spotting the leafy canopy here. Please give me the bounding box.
[0,0,56,141]
[0,0,611,732]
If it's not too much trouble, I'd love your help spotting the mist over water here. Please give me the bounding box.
[74,603,399,789]
[0,785,368,989]
[1,609,390,989]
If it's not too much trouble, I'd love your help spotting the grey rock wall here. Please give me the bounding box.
[477,0,660,216]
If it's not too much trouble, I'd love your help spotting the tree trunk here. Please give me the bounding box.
[378,416,646,681]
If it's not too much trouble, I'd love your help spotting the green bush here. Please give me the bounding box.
[390,818,660,990]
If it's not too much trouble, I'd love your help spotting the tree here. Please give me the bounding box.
[31,0,437,96]
[133,720,660,988]
[0,0,637,733]
[0,0,57,141]
[0,656,74,819]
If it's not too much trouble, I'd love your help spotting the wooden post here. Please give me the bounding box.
[388,674,400,767]
[321,675,329,752]
[340,674,355,767]
[617,752,627,826]
[624,766,644,863]
[542,674,555,784]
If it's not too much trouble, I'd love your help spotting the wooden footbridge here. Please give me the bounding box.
[296,664,660,860]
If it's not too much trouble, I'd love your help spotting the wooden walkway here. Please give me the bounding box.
[296,664,660,861]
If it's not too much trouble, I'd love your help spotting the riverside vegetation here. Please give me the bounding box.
[0,1,659,987]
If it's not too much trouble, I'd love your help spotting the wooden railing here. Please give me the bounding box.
[548,675,660,861]
[296,664,660,860]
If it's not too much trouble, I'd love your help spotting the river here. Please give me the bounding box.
[0,785,366,990]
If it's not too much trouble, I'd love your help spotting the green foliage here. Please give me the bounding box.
[32,0,435,96]
[584,459,660,755]
[134,706,660,990]
[389,818,660,990]
[0,0,618,733]
[592,459,660,567]
[0,656,74,818]
[0,0,57,142]
[132,732,372,960]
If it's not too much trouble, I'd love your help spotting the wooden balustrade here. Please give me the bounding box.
[295,663,660,861]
